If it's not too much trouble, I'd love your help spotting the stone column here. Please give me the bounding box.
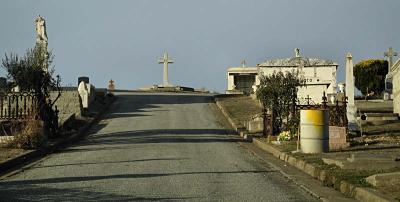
[227,73,235,90]
[345,53,358,131]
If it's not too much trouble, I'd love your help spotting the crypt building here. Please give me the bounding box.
[226,49,338,103]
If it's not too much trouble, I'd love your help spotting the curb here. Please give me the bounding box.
[214,97,397,202]
[0,97,116,177]
[252,139,396,202]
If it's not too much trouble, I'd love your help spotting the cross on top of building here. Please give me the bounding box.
[384,47,398,71]
[158,52,174,87]
[241,60,247,68]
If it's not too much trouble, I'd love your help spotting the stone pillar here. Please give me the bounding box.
[345,53,358,131]
[227,73,235,90]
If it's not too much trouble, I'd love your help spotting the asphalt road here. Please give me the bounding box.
[0,92,318,201]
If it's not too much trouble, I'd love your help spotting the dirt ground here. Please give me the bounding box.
[0,148,25,162]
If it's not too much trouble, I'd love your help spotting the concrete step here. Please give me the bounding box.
[358,113,399,126]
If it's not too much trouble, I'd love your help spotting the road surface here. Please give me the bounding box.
[0,92,318,201]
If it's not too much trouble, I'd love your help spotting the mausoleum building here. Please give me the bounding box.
[257,49,338,103]
[226,49,338,103]
[226,61,258,94]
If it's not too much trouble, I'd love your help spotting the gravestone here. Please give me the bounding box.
[78,76,89,86]
[345,53,358,131]
[329,126,349,150]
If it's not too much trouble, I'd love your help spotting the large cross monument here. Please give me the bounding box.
[158,52,174,87]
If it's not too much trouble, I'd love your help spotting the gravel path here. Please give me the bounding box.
[0,92,318,201]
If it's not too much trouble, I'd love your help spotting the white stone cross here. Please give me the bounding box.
[241,60,247,68]
[384,47,398,72]
[158,52,174,87]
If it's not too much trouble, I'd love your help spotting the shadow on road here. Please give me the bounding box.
[77,128,242,147]
[0,183,199,201]
[0,170,274,186]
[103,93,214,120]
[32,158,187,169]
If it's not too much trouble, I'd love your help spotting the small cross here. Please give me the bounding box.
[384,47,398,71]
[241,60,247,68]
[305,95,312,105]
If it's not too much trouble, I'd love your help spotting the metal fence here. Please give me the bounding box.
[262,93,348,136]
[0,92,38,120]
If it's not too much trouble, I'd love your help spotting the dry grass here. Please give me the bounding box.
[11,120,47,149]
[217,95,262,127]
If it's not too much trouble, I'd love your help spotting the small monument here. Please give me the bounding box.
[345,53,358,131]
[108,79,115,90]
[158,52,174,87]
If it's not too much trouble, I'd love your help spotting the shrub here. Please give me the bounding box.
[12,120,47,149]
[354,59,388,95]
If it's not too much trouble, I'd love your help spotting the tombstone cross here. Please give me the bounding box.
[158,52,174,87]
[305,95,311,105]
[384,47,398,72]
[241,60,247,68]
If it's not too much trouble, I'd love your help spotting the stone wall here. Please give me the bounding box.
[50,90,81,126]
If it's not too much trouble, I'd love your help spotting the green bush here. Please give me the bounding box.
[354,59,388,95]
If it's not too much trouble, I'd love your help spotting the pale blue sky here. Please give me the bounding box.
[0,0,399,92]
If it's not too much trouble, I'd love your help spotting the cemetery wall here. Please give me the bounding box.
[50,90,82,125]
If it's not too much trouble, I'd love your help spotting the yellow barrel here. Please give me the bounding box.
[300,109,329,153]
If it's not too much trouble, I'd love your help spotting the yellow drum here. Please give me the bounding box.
[300,109,329,153]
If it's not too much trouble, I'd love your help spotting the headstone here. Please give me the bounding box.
[345,53,358,131]
[108,79,115,90]
[328,126,349,150]
[158,52,174,87]
[78,81,89,109]
[78,76,89,86]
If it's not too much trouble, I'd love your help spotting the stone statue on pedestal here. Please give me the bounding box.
[35,15,48,43]
[35,15,49,72]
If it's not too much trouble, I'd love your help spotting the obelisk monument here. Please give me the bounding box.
[345,53,358,131]
[158,52,174,87]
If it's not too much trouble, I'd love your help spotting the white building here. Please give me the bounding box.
[226,63,258,94]
[391,59,400,113]
[226,49,338,103]
[257,49,338,103]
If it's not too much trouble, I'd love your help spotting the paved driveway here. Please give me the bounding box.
[0,92,317,201]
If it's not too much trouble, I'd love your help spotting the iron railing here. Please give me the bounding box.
[0,92,38,120]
